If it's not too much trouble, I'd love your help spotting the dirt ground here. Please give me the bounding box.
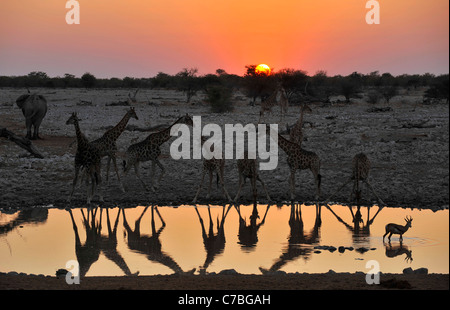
[0,273,448,290]
[0,87,448,210]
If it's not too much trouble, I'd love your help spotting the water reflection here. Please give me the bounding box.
[0,208,48,235]
[385,242,413,263]
[122,206,195,275]
[260,203,322,274]
[324,204,384,243]
[0,204,447,276]
[194,205,231,274]
[236,203,270,251]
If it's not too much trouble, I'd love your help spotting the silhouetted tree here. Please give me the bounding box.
[275,68,308,100]
[176,68,200,103]
[81,72,97,88]
[243,65,274,105]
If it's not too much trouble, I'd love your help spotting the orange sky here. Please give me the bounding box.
[0,0,448,77]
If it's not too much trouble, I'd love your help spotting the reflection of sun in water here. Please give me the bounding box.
[255,64,271,75]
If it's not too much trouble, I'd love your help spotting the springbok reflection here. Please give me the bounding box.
[235,203,270,251]
[385,242,413,263]
[194,205,232,274]
[122,206,195,275]
[260,203,322,274]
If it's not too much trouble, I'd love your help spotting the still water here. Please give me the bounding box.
[0,204,448,277]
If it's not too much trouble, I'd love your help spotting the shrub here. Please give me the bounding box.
[206,85,233,113]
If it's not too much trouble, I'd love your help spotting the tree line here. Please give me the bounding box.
[1,68,448,106]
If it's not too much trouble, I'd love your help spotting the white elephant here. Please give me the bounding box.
[16,93,48,140]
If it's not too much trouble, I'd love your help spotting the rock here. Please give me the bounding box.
[314,250,322,254]
[219,269,239,275]
[356,247,369,253]
[338,246,345,253]
[327,269,336,274]
[403,267,414,274]
[414,268,428,275]
[328,246,337,252]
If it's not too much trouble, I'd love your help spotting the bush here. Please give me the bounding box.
[206,86,233,113]
[81,72,97,88]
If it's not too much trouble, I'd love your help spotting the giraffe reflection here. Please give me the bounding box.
[325,204,384,242]
[67,208,101,278]
[235,203,270,251]
[260,203,322,274]
[194,205,232,274]
[67,208,137,278]
[122,206,195,275]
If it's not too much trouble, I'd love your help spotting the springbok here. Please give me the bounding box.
[383,216,413,242]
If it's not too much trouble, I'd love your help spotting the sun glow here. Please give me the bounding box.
[255,64,271,75]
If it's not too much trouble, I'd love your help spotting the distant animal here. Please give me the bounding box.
[123,114,194,192]
[288,104,312,146]
[16,92,48,140]
[66,112,103,204]
[383,216,413,242]
[258,84,289,123]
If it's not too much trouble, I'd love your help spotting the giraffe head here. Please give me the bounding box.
[301,104,312,113]
[66,112,80,125]
[178,113,194,127]
[127,107,139,120]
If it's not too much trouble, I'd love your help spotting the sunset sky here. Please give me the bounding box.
[0,0,448,78]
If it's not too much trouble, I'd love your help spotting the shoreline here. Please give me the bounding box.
[0,272,448,290]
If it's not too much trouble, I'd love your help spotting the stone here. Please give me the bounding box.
[403,267,414,274]
[414,268,428,275]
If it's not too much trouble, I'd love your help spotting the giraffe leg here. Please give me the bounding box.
[364,180,385,206]
[216,167,232,202]
[325,178,351,203]
[68,165,80,202]
[106,156,111,184]
[134,162,151,192]
[154,159,165,190]
[206,171,213,199]
[110,155,125,192]
[289,169,296,201]
[257,176,271,202]
[95,164,103,202]
[233,173,245,202]
[311,169,321,201]
[192,169,206,203]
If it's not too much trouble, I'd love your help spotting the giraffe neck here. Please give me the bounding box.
[298,107,306,125]
[73,120,89,149]
[276,132,298,155]
[147,117,185,146]
[265,90,279,107]
[104,112,132,141]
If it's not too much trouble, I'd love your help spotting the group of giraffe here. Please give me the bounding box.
[66,85,384,206]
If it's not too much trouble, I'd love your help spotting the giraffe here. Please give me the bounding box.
[66,112,103,204]
[123,114,193,192]
[267,126,321,201]
[233,151,271,203]
[192,135,232,203]
[288,104,312,146]
[91,107,138,192]
[258,85,288,123]
[324,153,385,206]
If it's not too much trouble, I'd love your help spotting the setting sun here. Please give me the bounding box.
[255,64,271,75]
